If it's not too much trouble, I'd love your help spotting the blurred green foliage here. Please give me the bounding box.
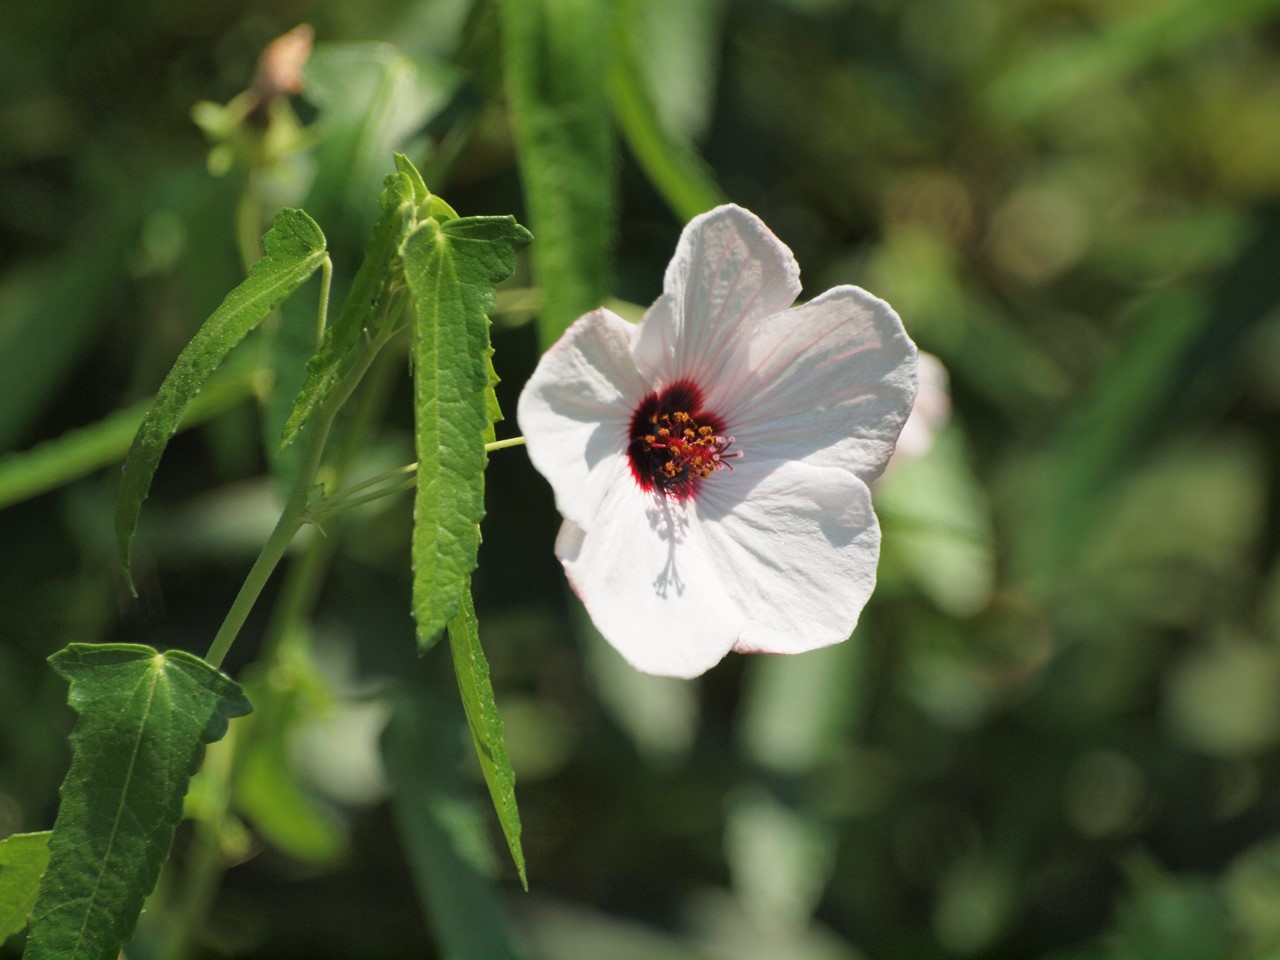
[2,0,1280,957]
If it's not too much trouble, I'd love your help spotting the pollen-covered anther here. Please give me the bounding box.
[629,387,741,499]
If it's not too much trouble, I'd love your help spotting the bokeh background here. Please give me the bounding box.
[4,0,1280,957]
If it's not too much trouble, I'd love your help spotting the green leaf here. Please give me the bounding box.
[305,43,459,239]
[383,696,528,959]
[280,173,417,449]
[607,11,726,222]
[25,643,251,960]
[499,0,616,344]
[0,832,50,946]
[483,350,503,446]
[394,151,460,223]
[115,208,327,591]
[619,0,725,142]
[401,215,531,648]
[1109,855,1230,960]
[232,656,345,865]
[1014,287,1212,586]
[447,589,526,889]
[394,152,431,208]
[988,0,1280,122]
[877,425,995,618]
[738,642,868,776]
[0,213,131,452]
[0,366,255,511]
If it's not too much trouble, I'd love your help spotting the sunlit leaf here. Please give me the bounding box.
[608,8,726,222]
[24,644,251,960]
[619,0,725,141]
[383,695,528,958]
[401,215,531,648]
[280,172,416,449]
[305,43,459,238]
[447,588,526,889]
[0,831,50,946]
[877,425,995,617]
[115,208,327,591]
[499,0,615,344]
[233,657,345,865]
[738,642,866,775]
[394,152,431,208]
[580,607,698,763]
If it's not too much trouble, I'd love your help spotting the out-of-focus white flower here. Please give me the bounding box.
[886,350,950,468]
[517,205,918,677]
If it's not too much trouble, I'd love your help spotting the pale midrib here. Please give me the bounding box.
[418,243,461,515]
[413,244,448,592]
[69,666,163,960]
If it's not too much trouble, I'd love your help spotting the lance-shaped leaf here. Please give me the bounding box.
[0,832,50,946]
[500,0,615,344]
[116,209,327,590]
[0,365,254,512]
[401,215,531,649]
[383,696,528,958]
[447,588,527,889]
[280,173,417,449]
[607,14,726,222]
[24,644,251,960]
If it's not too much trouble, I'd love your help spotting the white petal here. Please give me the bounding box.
[696,459,880,655]
[516,308,650,530]
[633,205,801,386]
[557,460,744,679]
[723,285,917,484]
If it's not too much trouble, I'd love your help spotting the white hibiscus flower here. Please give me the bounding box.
[517,205,918,678]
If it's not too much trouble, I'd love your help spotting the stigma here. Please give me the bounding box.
[627,380,739,500]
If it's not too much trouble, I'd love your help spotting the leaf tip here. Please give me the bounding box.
[115,530,139,598]
[278,419,301,453]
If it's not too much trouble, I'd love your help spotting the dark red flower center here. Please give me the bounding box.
[627,379,738,501]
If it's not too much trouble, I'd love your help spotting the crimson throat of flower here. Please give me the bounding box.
[626,379,739,501]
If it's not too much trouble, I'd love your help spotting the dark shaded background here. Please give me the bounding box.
[4,0,1280,957]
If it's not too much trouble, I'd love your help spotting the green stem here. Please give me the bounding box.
[163,821,224,957]
[308,436,527,522]
[154,728,238,960]
[258,303,407,663]
[315,256,333,344]
[321,461,418,509]
[312,476,417,521]
[165,349,401,960]
[485,435,527,453]
[203,334,388,669]
[202,428,327,670]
